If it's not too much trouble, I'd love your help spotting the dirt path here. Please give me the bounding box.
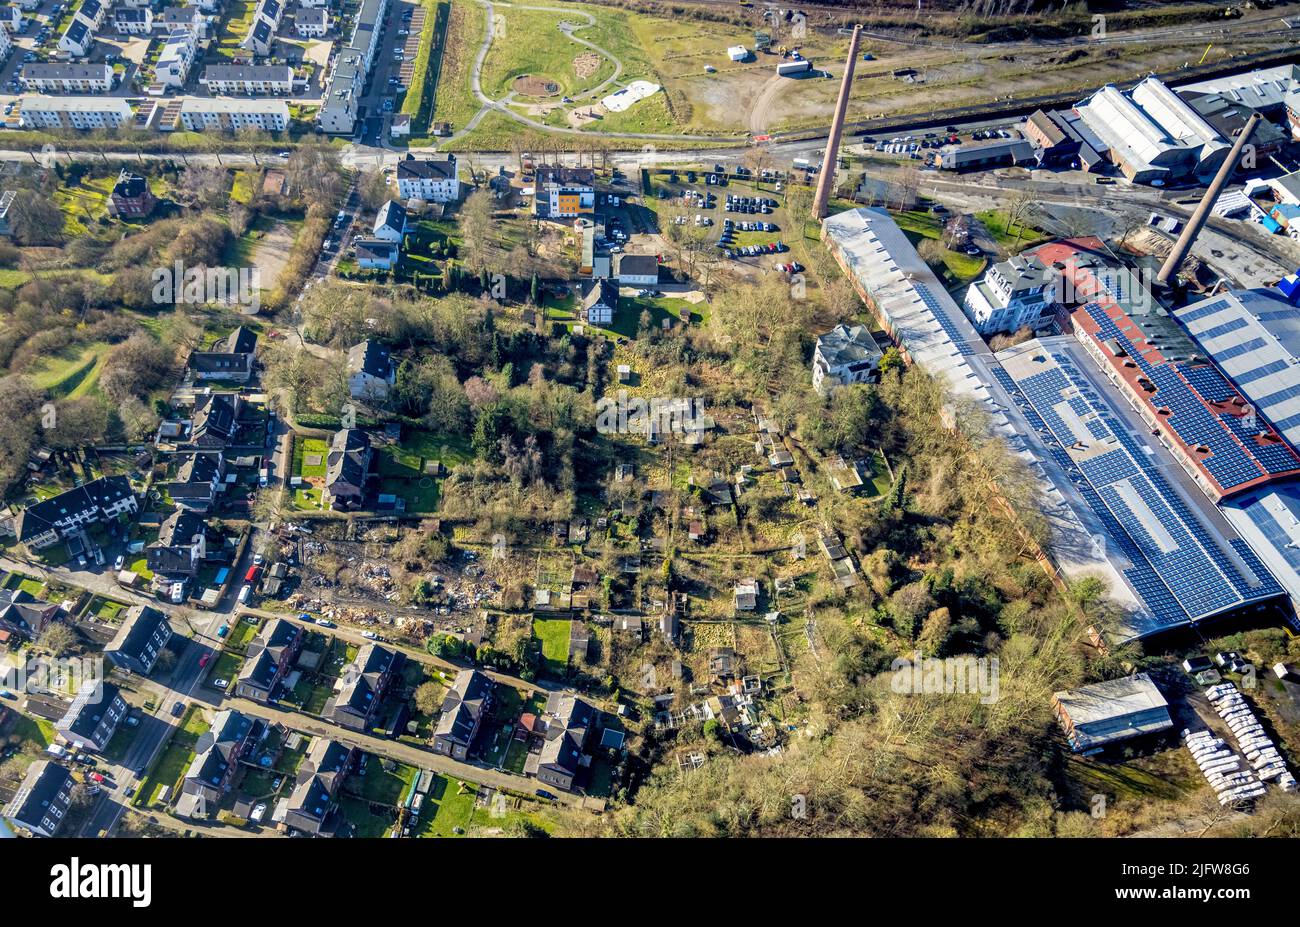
[748,73,790,135]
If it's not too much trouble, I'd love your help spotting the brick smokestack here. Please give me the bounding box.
[812,24,862,220]
[1156,112,1260,286]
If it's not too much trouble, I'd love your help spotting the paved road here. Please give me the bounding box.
[224,696,591,810]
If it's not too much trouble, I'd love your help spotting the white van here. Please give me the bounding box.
[238,585,251,604]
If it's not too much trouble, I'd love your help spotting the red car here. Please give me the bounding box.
[199,654,211,668]
[89,772,105,784]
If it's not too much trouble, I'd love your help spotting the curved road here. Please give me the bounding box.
[453,0,744,145]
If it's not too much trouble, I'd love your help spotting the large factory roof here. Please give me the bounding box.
[1173,288,1300,451]
[995,337,1287,639]
[1063,262,1300,500]
[821,208,1288,641]
[1075,77,1228,177]
[821,207,996,410]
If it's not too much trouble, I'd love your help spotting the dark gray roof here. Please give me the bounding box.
[15,475,133,542]
[237,618,300,691]
[583,279,618,312]
[157,509,206,547]
[616,253,659,277]
[332,643,397,718]
[57,681,122,742]
[21,62,112,81]
[64,19,89,45]
[186,709,253,792]
[374,200,406,235]
[189,393,240,444]
[537,694,595,778]
[325,428,371,493]
[433,669,492,745]
[106,605,170,664]
[202,64,293,83]
[397,154,456,181]
[3,760,73,832]
[346,340,391,379]
[353,238,397,262]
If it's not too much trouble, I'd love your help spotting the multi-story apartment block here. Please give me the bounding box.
[154,28,198,88]
[19,62,112,94]
[395,153,460,202]
[19,95,131,130]
[199,63,293,95]
[179,97,289,132]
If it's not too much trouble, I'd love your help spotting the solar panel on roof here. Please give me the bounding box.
[996,348,1286,633]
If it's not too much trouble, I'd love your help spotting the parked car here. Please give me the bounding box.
[170,701,184,717]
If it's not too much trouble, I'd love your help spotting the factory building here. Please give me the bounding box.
[824,208,1297,642]
[1074,77,1230,184]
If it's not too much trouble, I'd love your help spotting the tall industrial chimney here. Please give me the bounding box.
[1156,113,1261,286]
[812,24,862,220]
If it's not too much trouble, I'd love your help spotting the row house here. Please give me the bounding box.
[14,475,137,550]
[19,62,113,93]
[199,63,293,96]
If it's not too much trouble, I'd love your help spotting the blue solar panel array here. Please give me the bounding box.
[994,349,1285,634]
[915,282,976,356]
[1080,302,1300,492]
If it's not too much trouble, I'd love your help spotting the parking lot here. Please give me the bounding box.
[646,166,808,279]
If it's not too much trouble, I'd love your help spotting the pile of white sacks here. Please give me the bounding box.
[1182,729,1265,806]
[1183,682,1298,806]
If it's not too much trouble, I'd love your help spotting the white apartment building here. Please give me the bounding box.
[180,97,289,132]
[294,7,327,37]
[199,63,293,95]
[20,62,113,94]
[154,28,198,88]
[112,6,153,33]
[20,95,131,130]
[58,17,94,56]
[962,253,1057,336]
[395,153,460,202]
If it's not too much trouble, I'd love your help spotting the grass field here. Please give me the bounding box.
[28,342,111,400]
[532,618,571,676]
[428,0,486,135]
[213,0,258,58]
[481,8,593,100]
[137,706,209,808]
[400,0,449,133]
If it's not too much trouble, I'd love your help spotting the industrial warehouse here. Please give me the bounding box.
[824,204,1300,645]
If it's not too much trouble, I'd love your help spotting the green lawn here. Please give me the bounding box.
[399,0,448,132]
[503,739,529,774]
[136,706,209,808]
[428,0,489,133]
[295,437,329,477]
[357,758,419,806]
[28,342,111,400]
[415,775,477,837]
[532,618,571,676]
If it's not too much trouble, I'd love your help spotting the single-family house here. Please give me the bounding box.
[323,428,372,509]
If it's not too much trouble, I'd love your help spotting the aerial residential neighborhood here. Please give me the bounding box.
[0,0,1299,896]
